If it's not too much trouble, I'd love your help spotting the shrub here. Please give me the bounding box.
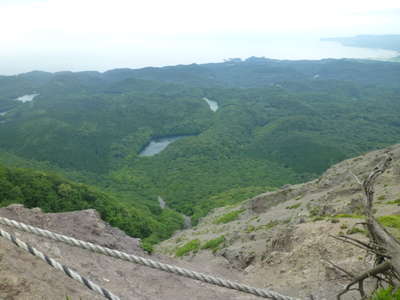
[386,199,400,205]
[309,206,320,217]
[377,215,400,239]
[256,221,279,230]
[214,209,244,224]
[140,240,154,253]
[377,215,400,230]
[333,214,363,219]
[246,225,256,233]
[371,287,400,300]
[346,227,367,235]
[175,239,201,257]
[286,203,301,209]
[201,235,225,252]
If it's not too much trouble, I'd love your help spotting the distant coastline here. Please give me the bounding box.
[321,35,400,62]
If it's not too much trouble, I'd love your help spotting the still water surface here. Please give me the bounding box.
[139,136,184,157]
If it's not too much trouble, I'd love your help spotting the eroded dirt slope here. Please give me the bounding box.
[157,144,400,299]
[0,205,256,300]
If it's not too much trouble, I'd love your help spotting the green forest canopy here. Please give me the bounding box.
[1,57,400,249]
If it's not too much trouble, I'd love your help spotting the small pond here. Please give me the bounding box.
[16,93,39,103]
[203,97,218,112]
[139,136,184,157]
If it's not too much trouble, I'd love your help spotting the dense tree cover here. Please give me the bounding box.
[0,88,212,172]
[99,58,400,88]
[0,163,183,249]
[1,57,400,95]
[1,58,400,248]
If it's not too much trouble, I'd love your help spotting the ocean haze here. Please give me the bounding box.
[0,0,399,75]
[1,37,398,76]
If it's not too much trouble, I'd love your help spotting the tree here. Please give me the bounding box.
[334,154,400,299]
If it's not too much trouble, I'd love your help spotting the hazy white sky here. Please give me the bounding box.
[1,0,399,75]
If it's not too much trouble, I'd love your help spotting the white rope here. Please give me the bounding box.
[0,226,120,300]
[0,216,299,300]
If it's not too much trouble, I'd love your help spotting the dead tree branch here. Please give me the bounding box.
[349,170,363,186]
[336,154,400,299]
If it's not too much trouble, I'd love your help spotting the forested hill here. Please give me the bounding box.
[1,57,400,101]
[1,58,400,250]
[0,163,183,244]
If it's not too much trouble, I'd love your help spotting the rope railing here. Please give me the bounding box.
[0,226,120,300]
[0,216,299,300]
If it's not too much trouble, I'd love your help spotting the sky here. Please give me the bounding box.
[1,0,400,75]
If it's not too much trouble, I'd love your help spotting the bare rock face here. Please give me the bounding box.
[220,248,255,270]
[157,144,400,299]
[0,204,142,253]
[0,205,256,300]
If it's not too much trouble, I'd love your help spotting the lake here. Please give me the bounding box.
[16,94,39,103]
[139,136,185,157]
[203,97,218,112]
[138,97,219,157]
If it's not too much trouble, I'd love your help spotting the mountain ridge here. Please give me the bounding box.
[2,56,400,250]
[156,143,400,299]
[2,143,400,299]
[3,56,400,92]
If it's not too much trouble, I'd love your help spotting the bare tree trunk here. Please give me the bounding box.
[363,155,400,278]
[337,154,400,299]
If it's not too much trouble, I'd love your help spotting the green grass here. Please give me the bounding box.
[201,235,225,252]
[377,215,400,239]
[377,215,400,229]
[310,214,364,222]
[386,199,400,205]
[371,286,400,300]
[256,220,279,231]
[214,209,245,224]
[175,239,201,257]
[245,225,256,233]
[346,227,367,235]
[308,206,320,217]
[312,216,325,222]
[286,203,301,209]
[332,214,364,219]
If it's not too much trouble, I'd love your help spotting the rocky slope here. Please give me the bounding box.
[156,144,400,299]
[0,205,256,300]
[1,144,400,299]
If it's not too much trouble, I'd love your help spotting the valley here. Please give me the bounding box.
[2,0,400,298]
[1,57,400,252]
